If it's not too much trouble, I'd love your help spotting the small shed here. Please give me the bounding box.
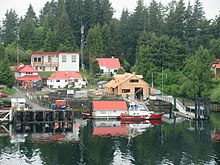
[92,100,127,118]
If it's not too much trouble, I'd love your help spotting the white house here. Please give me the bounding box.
[30,52,80,72]
[14,63,39,79]
[96,57,122,74]
[47,71,86,88]
[92,101,127,118]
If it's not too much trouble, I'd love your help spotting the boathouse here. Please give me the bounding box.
[104,73,149,100]
[92,101,127,118]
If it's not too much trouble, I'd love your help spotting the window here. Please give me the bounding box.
[62,55,66,62]
[113,110,116,113]
[48,56,51,62]
[72,55,76,62]
[56,80,60,82]
[65,80,67,82]
[34,57,37,62]
[38,58,41,62]
[129,79,139,83]
[122,89,130,93]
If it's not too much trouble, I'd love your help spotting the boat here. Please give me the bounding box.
[119,103,164,121]
[82,112,92,119]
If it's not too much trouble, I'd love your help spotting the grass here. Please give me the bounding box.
[39,71,55,78]
[2,87,15,95]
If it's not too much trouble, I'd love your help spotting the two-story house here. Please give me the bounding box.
[30,52,80,72]
[14,62,42,89]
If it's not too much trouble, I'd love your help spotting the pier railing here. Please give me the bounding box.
[150,95,186,114]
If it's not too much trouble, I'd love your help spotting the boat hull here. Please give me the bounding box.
[119,113,163,121]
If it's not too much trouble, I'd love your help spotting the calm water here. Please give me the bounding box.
[0,113,220,165]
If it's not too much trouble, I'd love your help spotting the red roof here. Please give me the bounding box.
[93,101,127,111]
[30,52,80,57]
[213,64,220,69]
[16,62,24,69]
[16,75,42,82]
[48,71,82,80]
[14,65,39,73]
[93,127,128,136]
[96,58,121,69]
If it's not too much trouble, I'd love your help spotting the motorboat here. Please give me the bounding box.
[119,103,164,121]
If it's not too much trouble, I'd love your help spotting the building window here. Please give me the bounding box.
[48,56,51,62]
[122,89,130,93]
[65,80,67,82]
[113,110,116,113]
[72,55,76,62]
[129,79,139,83]
[38,58,41,62]
[34,57,37,62]
[62,55,66,62]
[56,80,60,82]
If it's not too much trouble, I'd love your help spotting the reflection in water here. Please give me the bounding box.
[0,114,219,165]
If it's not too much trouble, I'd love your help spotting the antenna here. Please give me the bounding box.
[80,22,84,71]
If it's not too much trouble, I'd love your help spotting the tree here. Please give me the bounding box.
[2,9,19,46]
[183,46,214,98]
[0,38,5,59]
[54,4,76,51]
[0,59,15,88]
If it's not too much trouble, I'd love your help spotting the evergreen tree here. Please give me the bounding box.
[0,38,5,59]
[0,59,15,88]
[54,4,76,51]
[2,9,19,46]
[19,17,35,50]
[183,46,214,98]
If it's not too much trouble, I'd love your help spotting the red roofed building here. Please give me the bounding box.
[47,71,86,88]
[14,65,42,89]
[212,63,220,78]
[92,101,127,118]
[96,57,122,75]
[14,65,39,79]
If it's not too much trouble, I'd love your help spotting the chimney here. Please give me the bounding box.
[65,70,68,75]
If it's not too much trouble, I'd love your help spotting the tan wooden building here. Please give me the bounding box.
[104,73,149,100]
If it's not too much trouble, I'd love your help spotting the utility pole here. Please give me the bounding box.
[160,67,167,96]
[16,43,19,64]
[80,23,84,71]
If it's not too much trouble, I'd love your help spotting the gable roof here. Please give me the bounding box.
[212,64,220,69]
[93,101,127,111]
[105,73,147,88]
[16,62,25,69]
[16,75,42,82]
[14,65,39,73]
[47,71,82,80]
[96,58,121,69]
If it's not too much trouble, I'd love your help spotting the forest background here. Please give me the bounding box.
[0,0,220,102]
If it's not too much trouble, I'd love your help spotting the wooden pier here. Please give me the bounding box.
[0,109,74,123]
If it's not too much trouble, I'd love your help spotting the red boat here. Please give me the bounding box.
[119,103,164,121]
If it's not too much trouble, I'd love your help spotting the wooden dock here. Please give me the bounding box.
[0,109,74,123]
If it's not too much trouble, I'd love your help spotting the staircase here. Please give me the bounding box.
[150,95,186,114]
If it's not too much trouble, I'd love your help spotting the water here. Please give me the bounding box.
[0,113,220,165]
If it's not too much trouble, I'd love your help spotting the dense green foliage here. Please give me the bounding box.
[0,0,220,101]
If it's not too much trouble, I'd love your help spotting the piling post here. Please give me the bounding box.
[174,98,176,110]
[198,98,201,120]
[195,98,198,119]
[9,109,13,123]
[169,103,172,118]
